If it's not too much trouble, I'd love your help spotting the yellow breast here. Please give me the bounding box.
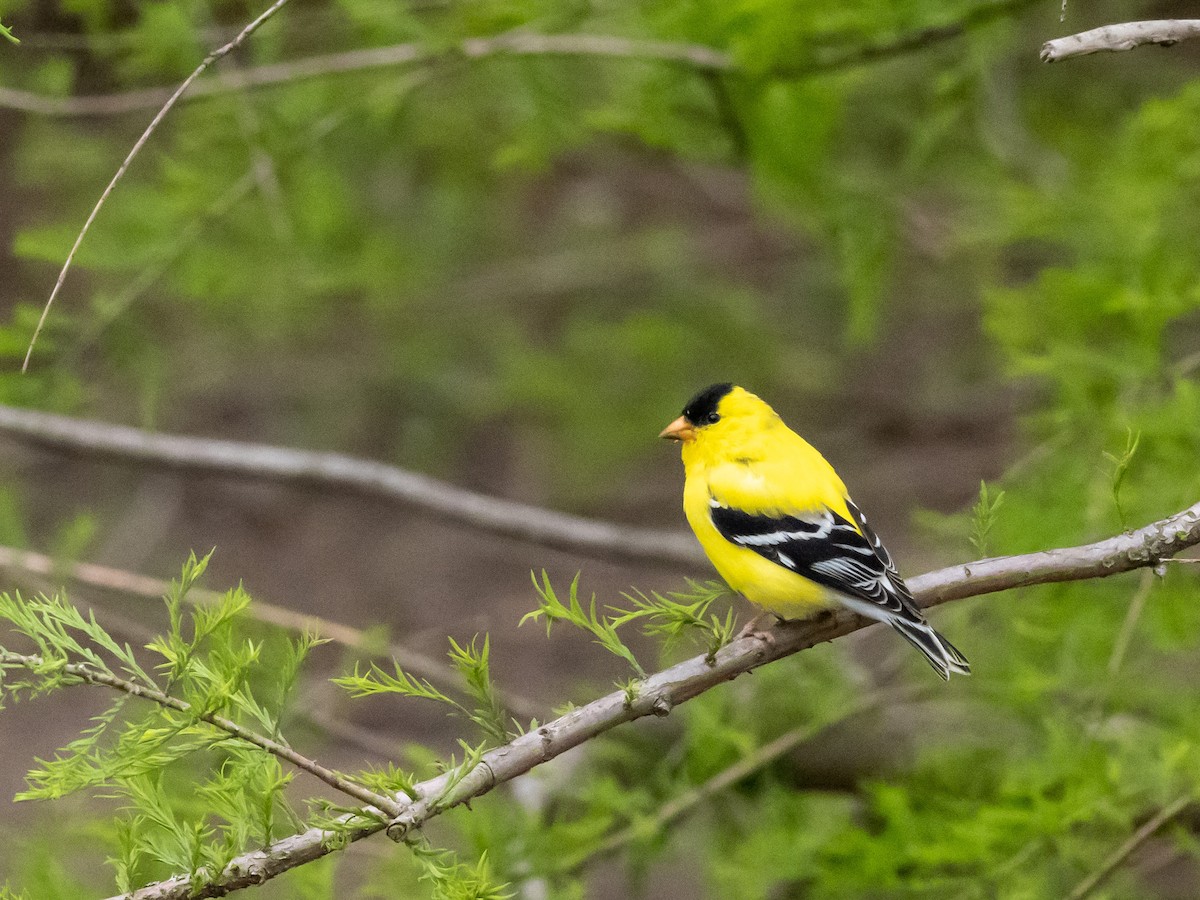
[681,458,836,617]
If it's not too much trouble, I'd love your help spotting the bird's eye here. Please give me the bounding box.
[705,412,721,425]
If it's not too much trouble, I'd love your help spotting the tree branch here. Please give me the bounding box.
[556,685,928,874]
[113,499,1200,899]
[1,0,1044,119]
[14,0,1039,364]
[0,649,401,815]
[0,541,542,720]
[0,403,704,568]
[1067,794,1194,900]
[21,0,296,371]
[0,33,727,116]
[1041,20,1200,62]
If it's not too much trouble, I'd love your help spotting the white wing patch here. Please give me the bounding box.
[707,495,970,679]
[730,511,834,546]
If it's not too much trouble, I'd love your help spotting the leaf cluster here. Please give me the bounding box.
[522,571,736,682]
[334,634,511,746]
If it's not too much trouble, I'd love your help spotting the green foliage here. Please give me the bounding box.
[524,573,740,676]
[4,0,1200,896]
[0,552,533,897]
[334,661,458,705]
[407,841,514,900]
[611,580,736,662]
[1103,428,1141,531]
[447,636,511,745]
[0,556,325,889]
[334,634,511,745]
[523,572,646,676]
[968,480,1005,557]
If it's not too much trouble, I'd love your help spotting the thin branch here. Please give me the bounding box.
[0,541,542,721]
[1067,794,1193,900]
[113,499,1200,899]
[0,403,704,568]
[778,0,1042,77]
[14,0,1040,360]
[1107,568,1154,676]
[21,0,295,372]
[62,71,431,365]
[0,0,1045,120]
[556,685,927,874]
[0,649,401,816]
[0,33,727,118]
[1041,20,1200,62]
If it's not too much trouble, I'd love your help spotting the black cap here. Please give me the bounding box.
[682,383,734,425]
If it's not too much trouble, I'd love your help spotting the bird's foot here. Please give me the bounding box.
[737,612,783,648]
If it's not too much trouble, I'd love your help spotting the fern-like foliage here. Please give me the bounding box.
[0,550,527,897]
[333,633,512,746]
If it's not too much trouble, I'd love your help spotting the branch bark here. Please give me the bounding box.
[1,0,1042,119]
[0,403,703,568]
[112,499,1200,899]
[1041,20,1200,62]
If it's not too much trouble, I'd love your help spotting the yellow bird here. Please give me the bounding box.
[661,383,969,680]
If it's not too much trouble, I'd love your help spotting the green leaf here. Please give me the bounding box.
[1102,428,1141,531]
[522,572,645,676]
[446,635,510,745]
[969,480,1006,557]
[332,661,459,706]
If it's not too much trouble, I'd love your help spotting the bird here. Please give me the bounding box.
[660,382,969,680]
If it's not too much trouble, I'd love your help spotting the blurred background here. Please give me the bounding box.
[1,0,1200,896]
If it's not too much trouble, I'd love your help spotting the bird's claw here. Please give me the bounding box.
[737,612,780,648]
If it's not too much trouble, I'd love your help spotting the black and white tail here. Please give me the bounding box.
[834,594,971,681]
[890,617,972,681]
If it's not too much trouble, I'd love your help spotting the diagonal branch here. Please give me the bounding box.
[1067,794,1194,900]
[114,499,1200,900]
[0,403,704,568]
[1041,20,1200,62]
[21,0,295,372]
[15,0,1040,363]
[555,684,929,874]
[0,649,401,815]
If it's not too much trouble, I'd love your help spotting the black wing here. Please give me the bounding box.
[710,496,971,678]
[708,497,916,620]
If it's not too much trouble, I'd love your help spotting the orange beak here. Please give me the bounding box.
[659,416,696,443]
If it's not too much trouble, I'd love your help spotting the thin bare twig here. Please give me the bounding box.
[556,685,928,874]
[0,541,541,720]
[1067,794,1193,900]
[0,403,704,568]
[112,499,1200,899]
[1041,20,1200,63]
[1,0,1044,119]
[63,71,430,363]
[1107,568,1154,676]
[0,33,727,118]
[21,0,295,372]
[0,649,401,815]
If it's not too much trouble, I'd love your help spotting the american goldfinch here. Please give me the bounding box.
[661,383,969,680]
